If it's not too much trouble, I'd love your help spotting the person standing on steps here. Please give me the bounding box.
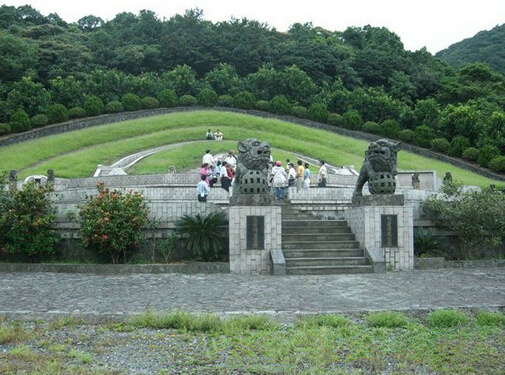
[196,174,210,202]
[303,162,311,189]
[318,160,327,187]
[296,160,304,191]
[271,160,288,200]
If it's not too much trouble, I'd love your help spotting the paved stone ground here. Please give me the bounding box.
[1,268,504,322]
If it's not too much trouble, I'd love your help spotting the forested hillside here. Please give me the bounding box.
[1,5,505,173]
[436,23,505,76]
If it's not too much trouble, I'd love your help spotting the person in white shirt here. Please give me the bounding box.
[287,163,297,186]
[318,160,328,187]
[205,129,214,140]
[214,129,223,141]
[202,149,214,167]
[224,150,237,170]
[196,174,210,202]
[271,161,288,199]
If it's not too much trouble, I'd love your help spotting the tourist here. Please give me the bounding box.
[214,129,223,141]
[220,161,231,192]
[205,129,214,140]
[202,149,214,167]
[318,160,327,187]
[296,160,304,191]
[210,161,221,187]
[271,161,288,199]
[200,163,211,185]
[287,163,297,187]
[225,150,237,172]
[196,174,210,202]
[303,162,311,189]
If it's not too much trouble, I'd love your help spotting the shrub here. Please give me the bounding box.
[398,129,414,143]
[141,96,159,109]
[488,156,505,172]
[426,309,468,328]
[462,147,479,161]
[68,106,85,119]
[255,100,269,111]
[9,109,31,132]
[414,227,441,257]
[0,122,11,136]
[121,93,142,111]
[197,88,218,107]
[0,181,59,259]
[379,119,400,139]
[475,311,505,326]
[342,110,363,130]
[413,125,435,148]
[233,91,256,110]
[448,136,470,157]
[296,314,350,329]
[362,121,380,134]
[292,105,309,119]
[46,103,69,123]
[157,89,178,108]
[217,95,233,107]
[269,95,291,115]
[30,114,49,128]
[179,94,197,106]
[106,100,123,113]
[308,103,329,123]
[478,144,500,167]
[78,182,150,264]
[176,211,228,261]
[430,137,450,154]
[84,95,105,117]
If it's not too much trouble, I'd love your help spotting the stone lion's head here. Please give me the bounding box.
[365,139,401,174]
[236,138,271,171]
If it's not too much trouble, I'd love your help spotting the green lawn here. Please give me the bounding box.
[1,110,503,188]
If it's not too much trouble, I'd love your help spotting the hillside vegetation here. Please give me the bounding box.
[0,110,503,188]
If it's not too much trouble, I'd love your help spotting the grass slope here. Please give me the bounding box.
[0,110,503,188]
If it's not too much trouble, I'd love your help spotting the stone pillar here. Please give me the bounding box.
[344,195,414,271]
[229,206,282,274]
[8,170,17,192]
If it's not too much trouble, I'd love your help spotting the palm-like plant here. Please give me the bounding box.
[176,211,229,261]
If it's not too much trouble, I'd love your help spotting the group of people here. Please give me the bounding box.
[197,149,329,202]
[196,149,237,202]
[205,129,223,141]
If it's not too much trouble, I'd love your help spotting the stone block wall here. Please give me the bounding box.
[229,206,282,274]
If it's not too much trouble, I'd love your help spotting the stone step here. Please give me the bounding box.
[282,240,360,250]
[282,226,352,235]
[282,220,349,228]
[286,265,374,275]
[286,257,369,267]
[283,248,365,258]
[282,233,355,241]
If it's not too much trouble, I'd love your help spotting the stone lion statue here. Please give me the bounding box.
[230,138,271,206]
[353,139,401,197]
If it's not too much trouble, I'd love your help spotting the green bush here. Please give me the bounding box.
[217,95,233,107]
[9,109,31,133]
[366,311,409,328]
[106,100,123,113]
[448,136,470,157]
[141,96,159,109]
[413,125,435,148]
[475,311,505,326]
[488,156,505,172]
[0,182,59,259]
[30,114,49,128]
[46,103,69,123]
[68,106,85,119]
[176,211,228,261]
[462,147,479,161]
[308,102,329,123]
[478,144,500,167]
[292,105,309,119]
[414,227,441,257]
[269,95,291,115]
[197,88,218,107]
[296,314,350,329]
[84,96,105,117]
[121,93,142,111]
[255,100,269,111]
[0,122,11,136]
[426,309,468,328]
[157,89,178,108]
[342,110,363,130]
[78,182,150,264]
[379,119,400,139]
[398,129,414,143]
[430,137,450,154]
[179,94,197,106]
[233,91,256,110]
[362,121,381,134]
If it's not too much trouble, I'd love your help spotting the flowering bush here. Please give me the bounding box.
[79,182,150,264]
[0,180,59,260]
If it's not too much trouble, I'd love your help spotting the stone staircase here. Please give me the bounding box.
[281,205,374,275]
